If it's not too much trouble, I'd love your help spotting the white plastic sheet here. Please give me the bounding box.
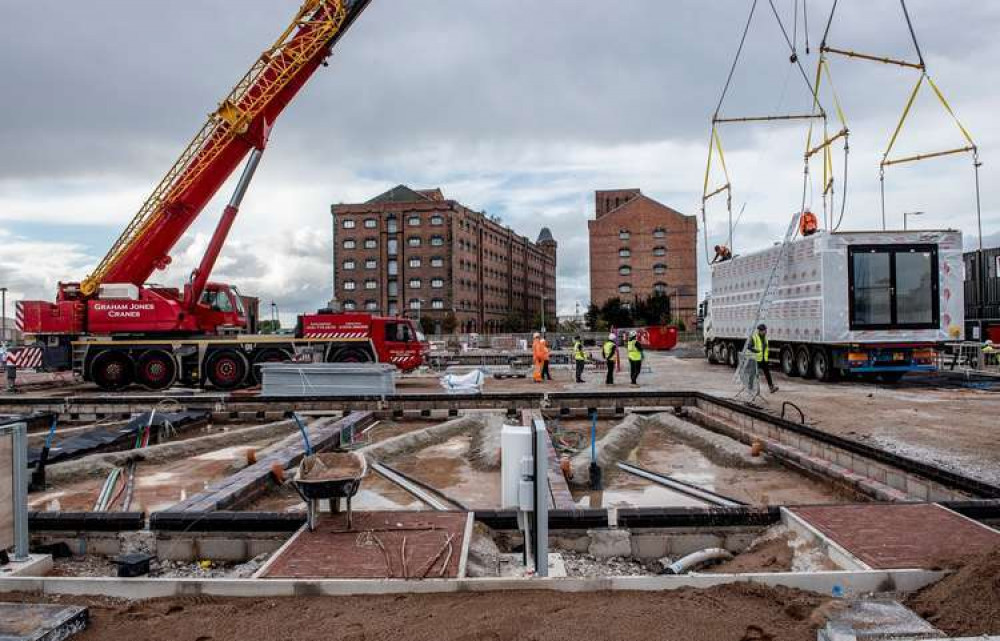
[439,368,487,394]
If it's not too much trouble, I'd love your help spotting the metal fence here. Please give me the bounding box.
[939,342,1000,377]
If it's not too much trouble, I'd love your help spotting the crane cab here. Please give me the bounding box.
[194,283,248,334]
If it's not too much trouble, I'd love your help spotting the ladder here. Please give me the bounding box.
[734,211,802,399]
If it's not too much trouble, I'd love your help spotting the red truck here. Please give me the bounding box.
[15,1,431,391]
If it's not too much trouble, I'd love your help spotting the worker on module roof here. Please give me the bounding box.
[603,333,618,386]
[627,330,644,387]
[711,245,733,264]
[573,335,587,384]
[750,324,778,394]
[799,210,819,237]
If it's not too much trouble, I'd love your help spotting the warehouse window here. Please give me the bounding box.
[343,280,356,291]
[408,215,421,227]
[388,260,398,276]
[342,219,356,229]
[409,257,422,268]
[364,238,377,249]
[388,303,398,316]
[431,256,444,267]
[387,216,398,234]
[619,265,631,276]
[388,281,398,296]
[653,246,667,257]
[653,227,667,239]
[431,278,444,288]
[430,214,444,226]
[343,300,357,310]
[619,229,630,241]
[849,245,939,330]
[342,259,356,271]
[409,299,422,310]
[364,300,377,311]
[431,235,445,247]
[618,283,632,294]
[618,248,631,258]
[409,278,422,289]
[364,218,377,229]
[387,239,398,256]
[432,299,444,310]
[653,282,668,294]
[408,236,422,247]
[342,239,356,250]
[365,258,377,270]
[365,279,377,290]
[653,263,667,275]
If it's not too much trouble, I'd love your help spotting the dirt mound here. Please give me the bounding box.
[906,546,1000,637]
[707,533,794,574]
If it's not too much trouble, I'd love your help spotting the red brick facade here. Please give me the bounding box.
[332,185,557,334]
[588,189,698,328]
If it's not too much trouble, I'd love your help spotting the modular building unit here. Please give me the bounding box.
[705,230,964,381]
[963,246,1000,342]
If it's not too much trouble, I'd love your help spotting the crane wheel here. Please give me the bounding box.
[205,349,249,390]
[251,349,292,385]
[136,350,178,391]
[330,347,373,363]
[90,351,135,391]
[780,346,798,377]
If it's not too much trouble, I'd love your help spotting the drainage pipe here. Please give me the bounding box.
[664,548,734,575]
[616,462,745,507]
[369,459,466,511]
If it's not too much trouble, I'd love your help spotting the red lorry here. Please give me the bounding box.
[16,1,430,391]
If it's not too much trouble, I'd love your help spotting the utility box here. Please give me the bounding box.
[500,424,532,509]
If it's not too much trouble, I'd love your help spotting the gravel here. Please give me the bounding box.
[559,550,657,577]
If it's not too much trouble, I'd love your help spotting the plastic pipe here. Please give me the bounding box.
[664,548,734,575]
[292,413,314,455]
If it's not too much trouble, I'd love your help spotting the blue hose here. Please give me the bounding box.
[292,413,313,455]
[44,416,58,449]
[590,411,598,461]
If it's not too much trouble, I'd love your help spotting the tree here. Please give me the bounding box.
[258,319,281,334]
[633,293,671,326]
[442,311,458,334]
[419,316,436,335]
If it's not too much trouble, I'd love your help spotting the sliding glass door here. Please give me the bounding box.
[848,245,939,330]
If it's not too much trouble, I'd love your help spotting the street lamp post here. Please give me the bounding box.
[903,210,924,231]
[540,294,546,334]
[270,301,278,333]
[0,287,7,344]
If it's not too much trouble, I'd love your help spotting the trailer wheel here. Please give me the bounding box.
[811,348,835,382]
[205,349,249,390]
[780,346,797,377]
[796,346,813,379]
[725,342,739,368]
[136,350,177,391]
[250,349,292,385]
[330,347,373,364]
[90,351,134,391]
[706,342,719,364]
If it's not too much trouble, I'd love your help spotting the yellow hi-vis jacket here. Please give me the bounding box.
[573,340,587,361]
[603,340,617,361]
[751,332,769,363]
[627,339,642,362]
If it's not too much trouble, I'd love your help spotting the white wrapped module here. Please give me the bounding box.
[707,230,964,344]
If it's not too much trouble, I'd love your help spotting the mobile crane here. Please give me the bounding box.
[17,0,428,391]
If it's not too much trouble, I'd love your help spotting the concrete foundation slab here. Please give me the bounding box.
[0,555,53,578]
[818,599,941,640]
[0,602,87,641]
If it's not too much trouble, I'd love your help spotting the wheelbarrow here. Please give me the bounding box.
[293,451,368,531]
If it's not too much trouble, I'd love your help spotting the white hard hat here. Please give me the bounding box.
[533,332,540,338]
[608,333,616,340]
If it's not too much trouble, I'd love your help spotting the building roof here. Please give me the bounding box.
[367,184,445,204]
[601,192,692,221]
[537,227,555,243]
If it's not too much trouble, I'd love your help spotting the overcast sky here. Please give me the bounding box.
[1,0,997,321]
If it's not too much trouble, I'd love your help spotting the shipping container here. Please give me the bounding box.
[704,230,964,381]
[962,247,1000,342]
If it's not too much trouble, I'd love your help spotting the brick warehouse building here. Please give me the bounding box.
[588,189,698,328]
[331,185,557,334]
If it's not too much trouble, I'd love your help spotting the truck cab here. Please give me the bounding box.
[195,283,249,334]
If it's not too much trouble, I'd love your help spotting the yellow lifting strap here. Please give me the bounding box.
[702,126,732,202]
[882,72,977,168]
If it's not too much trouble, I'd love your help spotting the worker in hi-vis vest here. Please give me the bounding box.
[627,330,644,386]
[573,335,587,383]
[531,332,544,382]
[603,333,618,385]
[750,324,778,394]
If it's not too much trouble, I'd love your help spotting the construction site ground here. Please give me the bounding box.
[410,347,999,486]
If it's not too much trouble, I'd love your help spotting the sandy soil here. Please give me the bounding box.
[5,584,829,641]
[906,547,1000,637]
